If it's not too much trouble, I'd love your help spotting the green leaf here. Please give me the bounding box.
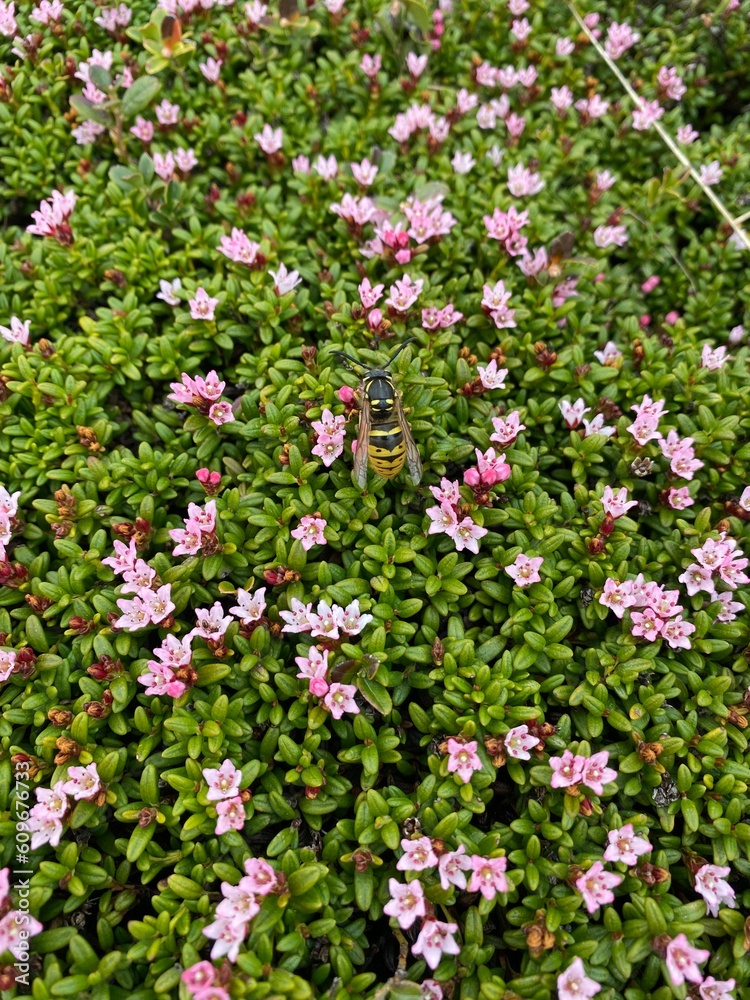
[120,75,161,120]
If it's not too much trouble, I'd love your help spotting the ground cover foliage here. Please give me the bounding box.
[2,0,750,997]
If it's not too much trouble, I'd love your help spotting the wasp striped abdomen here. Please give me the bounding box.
[368,416,406,478]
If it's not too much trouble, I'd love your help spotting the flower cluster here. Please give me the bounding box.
[26,189,76,244]
[0,868,43,958]
[0,486,20,561]
[28,764,103,849]
[280,597,372,640]
[169,499,221,557]
[310,408,346,467]
[105,541,174,632]
[426,479,488,554]
[168,371,235,427]
[202,857,278,961]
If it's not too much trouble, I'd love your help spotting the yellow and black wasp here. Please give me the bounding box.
[331,339,423,488]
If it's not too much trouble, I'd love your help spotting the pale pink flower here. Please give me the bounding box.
[351,159,378,186]
[215,796,246,835]
[255,124,283,155]
[504,724,540,760]
[661,617,696,650]
[446,738,482,783]
[0,911,43,957]
[191,602,233,640]
[729,325,745,346]
[604,20,640,59]
[202,916,246,962]
[200,57,223,82]
[62,763,102,801]
[557,958,601,1000]
[360,53,381,79]
[469,855,508,898]
[429,479,461,506]
[665,934,710,987]
[412,919,460,971]
[701,344,731,370]
[244,0,267,13]
[505,553,543,588]
[386,275,423,313]
[26,189,77,243]
[559,398,590,428]
[383,878,426,929]
[291,516,326,551]
[313,154,338,180]
[593,341,622,365]
[632,99,664,130]
[33,782,69,820]
[658,65,686,101]
[575,861,622,914]
[507,163,544,197]
[30,0,63,23]
[556,37,575,56]
[243,857,277,894]
[490,411,525,446]
[694,864,736,917]
[229,587,266,624]
[699,161,723,186]
[292,154,310,175]
[189,287,219,321]
[181,961,218,994]
[406,52,428,78]
[323,682,359,719]
[594,225,628,248]
[452,517,488,554]
[599,579,633,619]
[140,584,174,624]
[579,752,617,795]
[203,759,242,801]
[517,247,548,276]
[477,359,508,390]
[156,277,181,305]
[582,413,615,438]
[426,503,459,536]
[452,151,475,175]
[72,121,107,145]
[603,823,651,865]
[549,750,584,788]
[575,95,610,120]
[0,317,30,346]
[209,401,234,426]
[510,17,531,40]
[397,837,438,872]
[700,979,736,1000]
[631,608,664,641]
[438,846,472,890]
[516,67,537,87]
[114,595,152,631]
[340,599,372,635]
[550,85,574,113]
[601,486,637,518]
[269,262,302,295]
[218,228,261,266]
[677,124,699,144]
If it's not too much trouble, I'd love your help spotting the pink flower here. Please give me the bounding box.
[181,961,219,994]
[549,750,584,788]
[468,855,508,898]
[351,158,378,186]
[383,878,426,929]
[360,53,381,79]
[677,124,699,144]
[664,310,680,325]
[279,598,315,633]
[155,99,180,125]
[601,486,637,518]
[269,262,302,296]
[476,359,508,390]
[550,85,574,112]
[715,592,744,623]
[452,516,488,555]
[359,277,384,308]
[593,341,622,365]
[218,228,261,266]
[594,225,628,248]
[701,344,731,370]
[632,99,664,130]
[292,154,310,174]
[452,151,475,175]
[0,911,43,957]
[658,65,686,100]
[191,602,233,640]
[438,846,472,890]
[411,919,461,971]
[203,759,242,801]
[490,411,525,446]
[482,280,516,328]
[313,154,338,180]
[665,934,710,987]
[200,57,223,82]
[190,287,219,321]
[631,608,664,641]
[558,398,590,428]
[700,979,736,1000]
[339,599,372,635]
[557,958,601,1000]
[215,796,246,835]
[694,863,736,917]
[426,503,459,537]
[507,163,544,197]
[406,52,428,78]
[510,16,531,40]
[397,837,438,872]
[153,151,175,182]
[386,275,423,313]
[209,403,234,427]
[0,317,31,346]
[323,682,359,719]
[579,752,617,795]
[254,124,283,154]
[429,479,461,506]
[504,724,540,760]
[26,189,77,244]
[114,595,152,631]
[575,95,610,120]
[230,587,266,623]
[243,857,277,894]
[505,553,543,588]
[667,486,694,510]
[62,763,102,801]
[156,277,181,305]
[699,161,723,187]
[575,861,622,913]
[603,823,652,865]
[464,448,511,489]
[446,738,482,783]
[202,916,246,962]
[661,617,695,650]
[291,516,327,551]
[604,20,640,59]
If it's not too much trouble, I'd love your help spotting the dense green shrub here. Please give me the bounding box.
[1,0,750,998]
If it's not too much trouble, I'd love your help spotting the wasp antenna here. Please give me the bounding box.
[330,350,364,373]
[384,338,417,370]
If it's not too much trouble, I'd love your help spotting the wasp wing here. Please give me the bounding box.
[394,391,423,487]
[353,387,371,489]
